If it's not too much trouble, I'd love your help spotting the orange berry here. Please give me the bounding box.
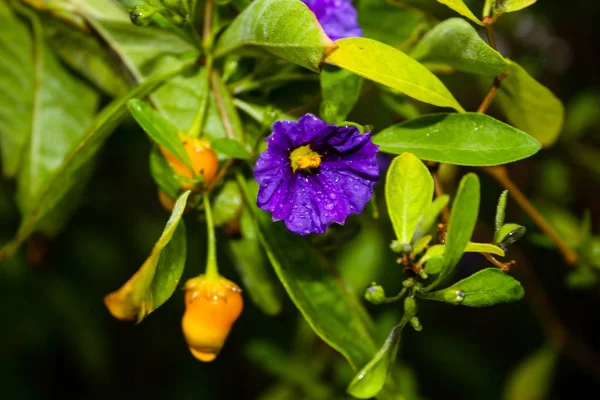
[160,136,219,190]
[181,275,243,362]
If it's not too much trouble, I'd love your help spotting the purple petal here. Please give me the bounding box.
[302,0,363,41]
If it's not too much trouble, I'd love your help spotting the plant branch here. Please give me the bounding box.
[477,69,508,114]
[483,166,578,267]
[202,0,214,53]
[203,194,219,279]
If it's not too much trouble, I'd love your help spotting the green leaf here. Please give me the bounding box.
[494,190,509,237]
[410,18,507,76]
[412,195,449,242]
[495,61,564,147]
[385,153,434,246]
[495,223,526,247]
[503,344,558,400]
[420,268,524,306]
[211,138,251,160]
[104,191,190,322]
[149,146,181,200]
[347,324,405,399]
[326,38,464,112]
[464,242,505,256]
[320,65,362,124]
[436,0,484,25]
[127,99,192,169]
[0,58,196,261]
[373,113,541,166]
[237,177,380,372]
[230,210,283,316]
[358,0,428,49]
[214,0,337,72]
[45,19,129,97]
[208,70,245,142]
[424,254,445,275]
[495,0,537,14]
[212,180,244,227]
[0,2,34,178]
[15,21,99,229]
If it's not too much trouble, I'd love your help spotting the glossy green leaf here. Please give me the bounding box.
[420,268,524,306]
[347,324,405,399]
[412,195,449,242]
[211,138,250,160]
[214,0,337,72]
[326,38,464,112]
[496,223,526,246]
[385,153,434,245]
[373,113,541,166]
[0,2,34,178]
[320,65,362,124]
[495,61,564,147]
[15,24,99,229]
[149,146,181,200]
[495,0,537,14]
[127,99,192,169]
[208,70,245,142]
[237,177,380,371]
[104,191,190,322]
[0,59,196,261]
[230,209,283,316]
[212,180,244,227]
[436,0,484,25]
[411,18,507,76]
[443,174,480,269]
[503,344,558,400]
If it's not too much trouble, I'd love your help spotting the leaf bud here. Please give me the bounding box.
[364,283,386,305]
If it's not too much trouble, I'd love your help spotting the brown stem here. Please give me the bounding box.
[483,252,515,272]
[483,15,499,50]
[209,70,235,140]
[477,69,509,114]
[483,166,578,267]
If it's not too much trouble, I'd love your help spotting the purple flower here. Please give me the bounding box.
[302,0,362,41]
[254,114,379,235]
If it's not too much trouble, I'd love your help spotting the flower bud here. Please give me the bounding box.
[181,275,243,362]
[409,316,422,332]
[364,283,386,305]
[161,135,219,191]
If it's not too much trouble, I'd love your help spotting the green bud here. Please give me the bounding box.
[402,277,415,288]
[404,296,417,317]
[130,6,159,26]
[390,240,403,253]
[365,284,386,305]
[409,316,422,332]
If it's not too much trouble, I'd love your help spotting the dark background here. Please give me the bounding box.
[1,0,600,399]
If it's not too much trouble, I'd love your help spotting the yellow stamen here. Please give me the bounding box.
[290,145,322,172]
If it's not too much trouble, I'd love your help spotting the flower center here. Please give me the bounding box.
[290,145,322,173]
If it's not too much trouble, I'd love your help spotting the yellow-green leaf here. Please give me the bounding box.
[326,38,464,112]
[495,0,537,14]
[495,61,564,147]
[437,0,484,25]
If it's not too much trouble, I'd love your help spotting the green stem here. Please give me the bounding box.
[203,194,219,279]
[229,74,319,95]
[384,288,407,304]
[482,0,495,18]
